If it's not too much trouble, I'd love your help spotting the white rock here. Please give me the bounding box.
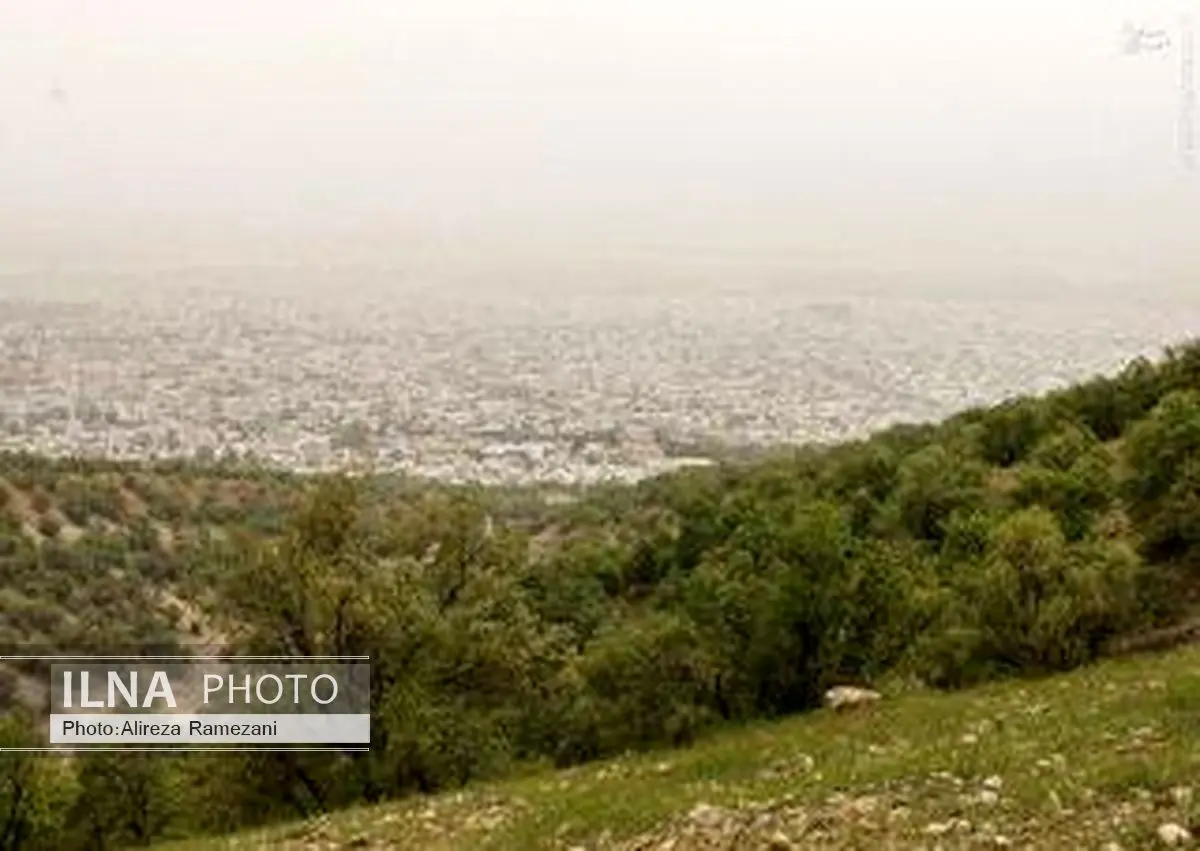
[978,789,1000,806]
[924,818,971,836]
[983,775,1004,790]
[823,686,882,711]
[767,831,794,850]
[1158,823,1193,846]
[796,753,816,772]
[687,803,728,829]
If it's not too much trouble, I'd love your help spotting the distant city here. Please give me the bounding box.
[2,267,1198,486]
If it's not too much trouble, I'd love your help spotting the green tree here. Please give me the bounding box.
[882,446,987,544]
[70,753,177,849]
[921,508,1143,686]
[976,398,1048,467]
[1015,442,1117,541]
[571,611,718,754]
[1125,390,1200,566]
[0,712,75,851]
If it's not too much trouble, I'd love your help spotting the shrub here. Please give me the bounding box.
[1124,390,1200,566]
[913,508,1144,686]
[881,445,987,544]
[976,398,1049,467]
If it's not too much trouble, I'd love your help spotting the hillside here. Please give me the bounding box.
[165,643,1200,850]
[4,339,1200,849]
[0,454,560,657]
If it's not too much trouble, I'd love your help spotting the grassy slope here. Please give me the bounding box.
[166,645,1200,851]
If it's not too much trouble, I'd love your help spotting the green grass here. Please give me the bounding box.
[164,644,1200,850]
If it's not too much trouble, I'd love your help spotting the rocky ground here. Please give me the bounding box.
[165,644,1200,851]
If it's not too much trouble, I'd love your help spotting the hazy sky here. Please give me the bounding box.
[2,0,1199,274]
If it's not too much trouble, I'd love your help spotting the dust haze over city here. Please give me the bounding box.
[2,0,1200,482]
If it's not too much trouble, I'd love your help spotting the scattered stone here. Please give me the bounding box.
[758,753,816,781]
[978,789,1000,806]
[289,814,331,841]
[687,803,728,829]
[767,831,794,850]
[1158,823,1193,846]
[983,775,1004,790]
[960,733,979,745]
[848,796,879,816]
[1171,786,1194,806]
